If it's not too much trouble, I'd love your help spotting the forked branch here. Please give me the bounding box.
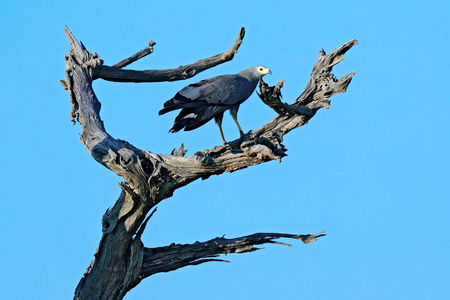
[93,27,246,82]
[62,26,356,300]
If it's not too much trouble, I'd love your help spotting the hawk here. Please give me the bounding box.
[159,66,271,143]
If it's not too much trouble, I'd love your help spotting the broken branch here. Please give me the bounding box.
[140,231,326,279]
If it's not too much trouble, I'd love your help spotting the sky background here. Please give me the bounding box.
[1,1,449,299]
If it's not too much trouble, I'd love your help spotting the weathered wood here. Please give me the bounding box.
[139,232,327,280]
[63,26,356,299]
[93,28,246,82]
[111,40,156,69]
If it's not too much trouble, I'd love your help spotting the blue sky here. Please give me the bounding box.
[1,1,449,299]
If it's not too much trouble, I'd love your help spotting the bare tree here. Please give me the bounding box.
[61,26,357,300]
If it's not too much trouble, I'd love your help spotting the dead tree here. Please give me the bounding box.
[61,26,357,300]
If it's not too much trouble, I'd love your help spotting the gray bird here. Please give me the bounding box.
[159,66,271,144]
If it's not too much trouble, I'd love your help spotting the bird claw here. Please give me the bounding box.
[241,130,252,140]
[237,130,252,144]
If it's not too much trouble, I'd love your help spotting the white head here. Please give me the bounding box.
[255,66,272,77]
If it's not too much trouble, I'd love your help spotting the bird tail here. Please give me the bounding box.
[159,106,176,115]
[169,107,212,133]
[159,93,192,115]
[169,118,191,133]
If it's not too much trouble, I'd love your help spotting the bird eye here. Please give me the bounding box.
[259,67,263,71]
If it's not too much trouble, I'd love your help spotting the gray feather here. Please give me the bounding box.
[159,66,271,140]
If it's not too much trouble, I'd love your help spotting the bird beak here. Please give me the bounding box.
[267,69,272,75]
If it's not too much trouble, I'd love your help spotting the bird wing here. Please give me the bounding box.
[159,75,255,115]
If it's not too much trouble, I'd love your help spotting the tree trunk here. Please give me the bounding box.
[61,26,357,300]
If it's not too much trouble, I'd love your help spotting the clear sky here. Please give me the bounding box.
[1,1,449,299]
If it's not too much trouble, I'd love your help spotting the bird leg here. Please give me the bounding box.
[216,118,227,144]
[232,115,245,137]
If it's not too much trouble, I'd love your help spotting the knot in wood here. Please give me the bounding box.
[182,67,196,77]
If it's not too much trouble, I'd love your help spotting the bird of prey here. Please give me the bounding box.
[159,66,271,144]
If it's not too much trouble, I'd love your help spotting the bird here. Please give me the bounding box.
[159,66,271,144]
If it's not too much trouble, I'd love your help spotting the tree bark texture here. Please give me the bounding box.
[61,26,357,300]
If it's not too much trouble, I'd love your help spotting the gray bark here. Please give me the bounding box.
[61,26,357,300]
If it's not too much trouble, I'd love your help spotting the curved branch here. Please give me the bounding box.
[140,232,326,279]
[63,26,355,299]
[64,27,249,299]
[93,27,246,82]
[155,39,358,196]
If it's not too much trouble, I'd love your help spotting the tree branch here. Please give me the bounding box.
[93,27,246,82]
[153,39,358,194]
[63,26,356,299]
[257,79,314,116]
[140,232,326,279]
[111,41,156,69]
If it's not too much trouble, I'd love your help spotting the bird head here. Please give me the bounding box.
[239,66,272,81]
[255,66,272,77]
